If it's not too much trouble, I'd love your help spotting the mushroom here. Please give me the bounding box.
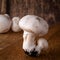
[35,38,48,55]
[0,14,12,33]
[11,17,21,32]
[19,15,49,56]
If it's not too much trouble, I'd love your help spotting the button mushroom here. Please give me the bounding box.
[35,38,48,55]
[0,14,12,33]
[11,17,21,32]
[19,15,49,56]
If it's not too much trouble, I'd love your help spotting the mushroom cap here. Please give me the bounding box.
[12,17,21,32]
[4,14,10,18]
[12,17,20,22]
[0,14,11,33]
[19,15,49,36]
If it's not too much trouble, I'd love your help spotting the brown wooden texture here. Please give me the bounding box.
[0,0,2,13]
[0,0,60,60]
[0,23,60,60]
[0,0,6,14]
[0,0,60,23]
[9,0,60,23]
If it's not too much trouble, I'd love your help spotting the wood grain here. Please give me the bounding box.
[9,0,60,25]
[1,0,6,14]
[0,23,60,60]
[0,0,60,23]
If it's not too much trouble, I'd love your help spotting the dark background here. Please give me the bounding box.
[0,0,60,24]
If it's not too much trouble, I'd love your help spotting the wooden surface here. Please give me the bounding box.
[0,0,60,60]
[0,23,60,60]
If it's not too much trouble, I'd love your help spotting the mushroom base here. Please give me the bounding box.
[23,31,48,56]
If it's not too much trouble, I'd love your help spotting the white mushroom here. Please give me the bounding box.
[11,17,21,32]
[0,14,12,33]
[19,15,49,56]
[35,38,48,55]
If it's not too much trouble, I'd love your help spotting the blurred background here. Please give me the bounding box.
[0,0,60,60]
[0,0,60,24]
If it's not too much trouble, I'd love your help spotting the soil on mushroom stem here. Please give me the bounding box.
[0,23,60,60]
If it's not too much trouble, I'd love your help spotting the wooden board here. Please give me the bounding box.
[0,23,60,60]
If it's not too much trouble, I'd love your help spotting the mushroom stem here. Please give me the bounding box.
[23,31,36,51]
[23,31,35,42]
